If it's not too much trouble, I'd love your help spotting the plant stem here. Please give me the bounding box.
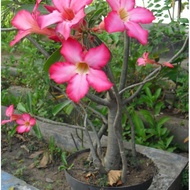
[125,108,137,159]
[119,32,130,92]
[86,93,110,106]
[26,36,50,58]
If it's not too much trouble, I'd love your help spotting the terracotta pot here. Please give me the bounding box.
[65,149,154,190]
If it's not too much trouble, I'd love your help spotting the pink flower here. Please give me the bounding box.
[38,0,93,40]
[1,105,21,125]
[137,52,155,66]
[10,0,56,46]
[16,113,36,133]
[104,0,155,45]
[137,52,174,68]
[49,38,113,102]
[163,62,174,68]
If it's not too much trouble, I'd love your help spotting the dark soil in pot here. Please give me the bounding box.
[65,149,157,190]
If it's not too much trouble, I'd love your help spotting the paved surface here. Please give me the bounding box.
[1,170,39,190]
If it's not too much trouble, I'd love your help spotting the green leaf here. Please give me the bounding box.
[88,8,105,28]
[139,109,155,127]
[157,116,170,128]
[26,92,33,113]
[166,136,174,148]
[1,0,12,6]
[32,125,43,140]
[160,127,168,136]
[178,18,189,24]
[65,104,74,115]
[17,102,27,113]
[52,100,72,116]
[43,47,62,73]
[9,125,17,137]
[145,87,152,99]
[154,101,164,115]
[138,95,153,108]
[154,88,162,100]
[17,4,48,14]
[131,112,146,137]
[61,152,68,166]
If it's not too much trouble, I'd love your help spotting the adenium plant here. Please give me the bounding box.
[1,105,36,133]
[2,0,175,185]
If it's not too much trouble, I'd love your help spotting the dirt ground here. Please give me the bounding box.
[1,131,71,190]
[1,129,157,190]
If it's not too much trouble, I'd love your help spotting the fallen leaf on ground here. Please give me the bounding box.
[28,163,36,169]
[20,145,30,153]
[29,150,44,159]
[108,170,122,186]
[15,134,26,141]
[46,177,54,183]
[38,151,52,168]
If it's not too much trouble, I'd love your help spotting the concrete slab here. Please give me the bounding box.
[1,170,39,190]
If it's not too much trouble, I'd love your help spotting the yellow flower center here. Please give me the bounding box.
[63,8,75,21]
[118,8,129,22]
[25,121,30,127]
[76,62,89,74]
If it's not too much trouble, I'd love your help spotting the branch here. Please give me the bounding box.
[120,66,161,95]
[112,87,128,183]
[79,105,105,172]
[1,28,50,58]
[1,27,17,31]
[86,93,110,106]
[122,35,189,105]
[119,32,130,92]
[167,36,189,63]
[83,104,107,125]
[78,103,102,154]
[26,36,50,58]
[34,115,85,131]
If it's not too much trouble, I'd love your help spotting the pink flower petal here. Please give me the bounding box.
[55,21,72,40]
[70,9,86,26]
[25,126,32,132]
[11,10,35,30]
[10,30,31,47]
[38,10,63,29]
[61,38,83,64]
[16,125,27,133]
[125,21,148,45]
[1,120,12,125]
[16,118,25,125]
[106,0,120,11]
[143,52,149,59]
[53,0,70,12]
[33,0,42,13]
[87,69,113,92]
[120,0,135,11]
[11,114,21,121]
[29,118,36,126]
[129,7,155,24]
[44,5,57,12]
[137,57,146,66]
[21,113,31,121]
[49,62,76,84]
[104,11,125,33]
[5,105,14,117]
[66,74,89,102]
[70,0,93,12]
[163,62,174,68]
[84,43,110,69]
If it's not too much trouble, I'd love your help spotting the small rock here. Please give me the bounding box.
[45,177,54,183]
